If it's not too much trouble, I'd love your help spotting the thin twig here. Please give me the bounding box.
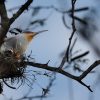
[59,0,77,69]
[2,79,16,89]
[66,0,76,62]
[71,51,89,61]
[79,60,100,80]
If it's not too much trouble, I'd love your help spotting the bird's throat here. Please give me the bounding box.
[25,34,34,42]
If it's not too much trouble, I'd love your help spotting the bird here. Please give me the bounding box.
[0,30,47,59]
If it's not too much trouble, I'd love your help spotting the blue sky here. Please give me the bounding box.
[0,0,100,100]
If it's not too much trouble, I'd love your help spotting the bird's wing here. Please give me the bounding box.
[5,36,16,42]
[0,36,18,52]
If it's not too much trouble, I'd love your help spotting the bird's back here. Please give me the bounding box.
[0,34,29,57]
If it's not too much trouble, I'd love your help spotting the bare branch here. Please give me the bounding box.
[68,7,89,13]
[23,61,78,80]
[71,51,89,61]
[9,0,33,24]
[62,14,70,29]
[16,95,47,100]
[79,60,100,80]
[0,1,8,27]
[70,15,87,25]
[22,61,93,92]
[0,0,9,46]
[77,80,93,92]
[66,0,76,62]
[59,0,77,69]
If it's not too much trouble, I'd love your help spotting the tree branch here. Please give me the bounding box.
[23,61,78,80]
[22,61,94,92]
[0,0,9,46]
[0,1,8,26]
[79,60,100,80]
[59,0,77,69]
[71,51,89,61]
[9,0,33,25]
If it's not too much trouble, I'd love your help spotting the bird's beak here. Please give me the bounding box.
[34,30,48,36]
[23,30,48,42]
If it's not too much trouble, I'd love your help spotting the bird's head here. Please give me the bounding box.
[23,30,48,42]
